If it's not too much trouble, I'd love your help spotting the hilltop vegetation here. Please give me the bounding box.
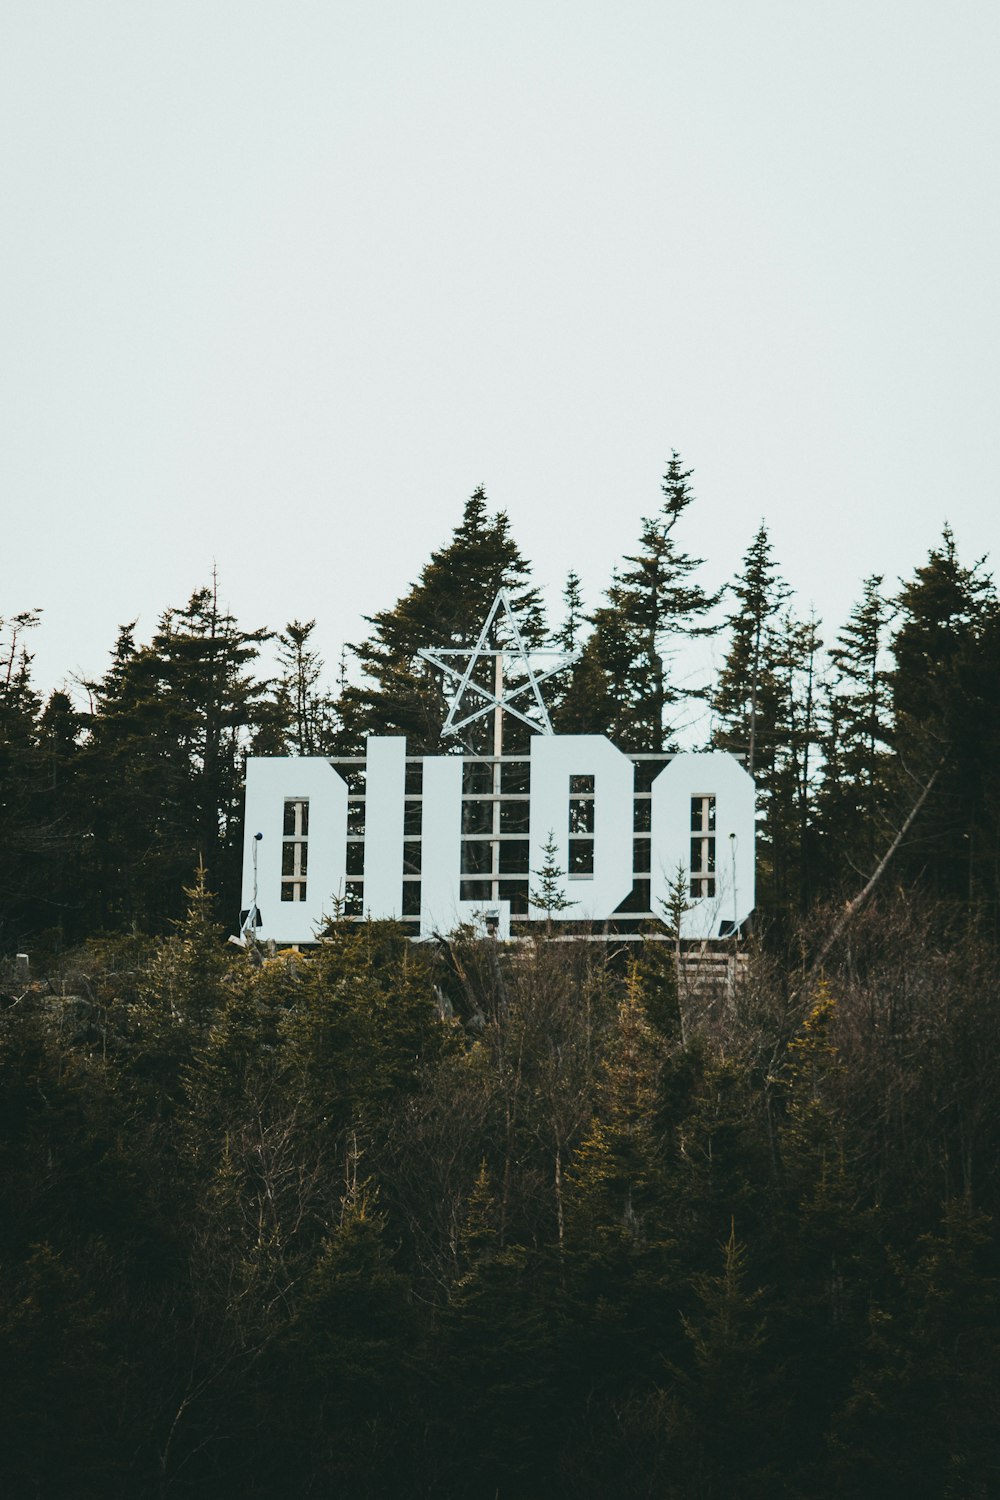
[3,459,1000,949]
[2,461,1000,1495]
[2,892,999,1496]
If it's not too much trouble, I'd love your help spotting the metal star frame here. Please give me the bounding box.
[417,588,580,737]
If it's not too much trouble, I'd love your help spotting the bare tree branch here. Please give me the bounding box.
[809,754,947,977]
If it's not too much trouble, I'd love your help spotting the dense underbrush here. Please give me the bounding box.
[2,890,999,1498]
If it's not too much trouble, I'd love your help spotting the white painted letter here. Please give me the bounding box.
[529,735,634,921]
[242,757,348,945]
[418,754,463,936]
[363,736,407,917]
[649,752,755,938]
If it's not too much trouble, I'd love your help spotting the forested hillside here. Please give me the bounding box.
[2,895,999,1496]
[4,461,999,950]
[2,461,1000,1496]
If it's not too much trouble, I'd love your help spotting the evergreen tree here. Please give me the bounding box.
[767,610,825,915]
[274,617,337,755]
[555,569,585,653]
[545,570,586,725]
[129,865,230,1112]
[164,864,229,1034]
[889,527,1000,911]
[250,1188,425,1499]
[832,1199,1000,1498]
[528,830,577,930]
[76,621,152,927]
[438,1212,554,1495]
[181,943,299,1174]
[27,690,88,945]
[631,917,684,1042]
[567,975,666,1245]
[285,919,447,1141]
[553,577,637,738]
[0,612,44,947]
[338,487,545,753]
[664,1224,782,1498]
[0,1243,127,1499]
[0,612,88,951]
[559,456,720,749]
[713,527,830,918]
[892,526,993,732]
[768,985,878,1475]
[819,576,894,882]
[713,521,790,775]
[555,974,679,1456]
[668,1051,776,1269]
[80,581,274,930]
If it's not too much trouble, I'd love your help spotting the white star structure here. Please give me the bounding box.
[417,589,580,737]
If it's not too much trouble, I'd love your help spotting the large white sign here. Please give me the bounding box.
[241,734,755,943]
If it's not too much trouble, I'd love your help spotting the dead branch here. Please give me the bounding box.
[809,755,946,978]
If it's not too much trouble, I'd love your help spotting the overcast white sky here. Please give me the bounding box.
[3,1,998,715]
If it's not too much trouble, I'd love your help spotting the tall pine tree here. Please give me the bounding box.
[713,521,790,775]
[80,581,274,931]
[558,455,720,749]
[819,576,894,884]
[337,487,545,753]
[889,527,1000,912]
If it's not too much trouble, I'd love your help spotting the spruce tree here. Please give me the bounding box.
[665,1224,779,1497]
[555,569,585,653]
[274,617,337,754]
[560,455,720,749]
[528,830,577,930]
[819,576,894,881]
[712,528,830,918]
[80,582,274,930]
[568,973,666,1243]
[148,580,275,876]
[262,1190,424,1498]
[0,612,84,950]
[713,521,790,775]
[889,527,999,909]
[337,487,545,753]
[135,863,228,1084]
[553,577,637,738]
[0,612,41,945]
[29,690,88,946]
[832,1199,1000,1497]
[768,610,825,915]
